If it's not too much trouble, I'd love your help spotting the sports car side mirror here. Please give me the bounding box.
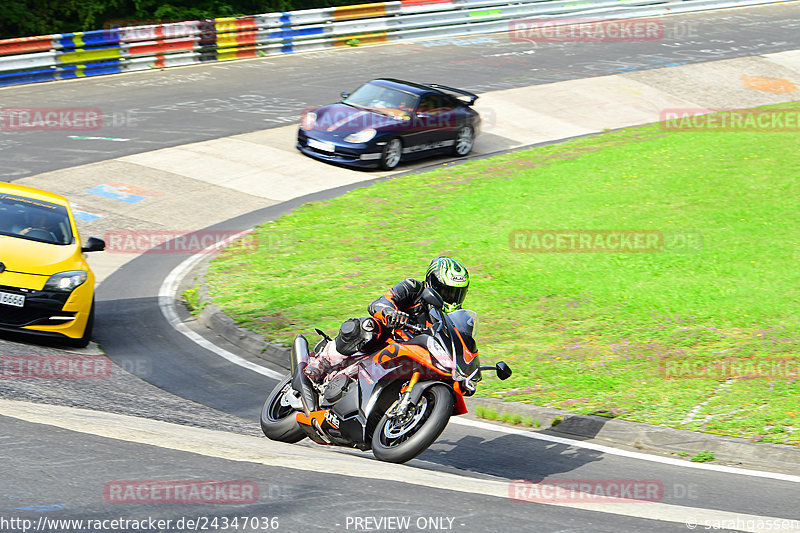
[82,237,105,252]
[341,91,350,99]
[421,287,444,309]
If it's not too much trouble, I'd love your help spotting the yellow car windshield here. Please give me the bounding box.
[0,193,74,245]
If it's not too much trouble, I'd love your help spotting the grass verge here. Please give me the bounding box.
[204,103,800,444]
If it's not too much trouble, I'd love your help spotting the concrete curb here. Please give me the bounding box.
[190,270,800,472]
[466,397,800,472]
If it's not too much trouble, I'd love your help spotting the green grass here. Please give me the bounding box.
[181,285,204,315]
[475,405,532,427]
[691,450,716,463]
[205,102,800,444]
[475,405,499,421]
[501,412,523,425]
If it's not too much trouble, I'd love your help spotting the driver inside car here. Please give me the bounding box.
[372,90,415,113]
[304,256,470,381]
[17,211,58,241]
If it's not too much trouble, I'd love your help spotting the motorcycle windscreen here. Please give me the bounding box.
[445,310,480,380]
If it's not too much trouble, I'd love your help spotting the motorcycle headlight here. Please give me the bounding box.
[428,339,454,372]
[44,271,87,292]
[344,128,377,143]
[301,112,317,130]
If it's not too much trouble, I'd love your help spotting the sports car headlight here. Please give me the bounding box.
[44,271,87,292]
[344,128,377,143]
[301,112,317,130]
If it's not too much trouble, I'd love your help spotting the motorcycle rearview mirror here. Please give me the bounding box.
[421,287,444,309]
[496,361,512,380]
[314,328,332,342]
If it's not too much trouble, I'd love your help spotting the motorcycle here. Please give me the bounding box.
[260,288,512,463]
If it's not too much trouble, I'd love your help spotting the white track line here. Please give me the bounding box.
[161,236,800,484]
[451,418,800,483]
[158,229,284,380]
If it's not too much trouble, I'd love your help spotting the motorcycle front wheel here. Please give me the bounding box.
[371,384,453,463]
[260,375,306,443]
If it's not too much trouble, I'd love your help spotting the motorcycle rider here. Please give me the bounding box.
[305,256,470,380]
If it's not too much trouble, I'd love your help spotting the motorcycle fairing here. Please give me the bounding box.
[296,410,336,445]
[408,379,468,416]
[372,338,450,377]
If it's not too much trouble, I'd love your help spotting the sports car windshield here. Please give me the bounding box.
[343,82,418,118]
[0,193,74,245]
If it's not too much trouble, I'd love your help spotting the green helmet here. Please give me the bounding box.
[425,256,469,313]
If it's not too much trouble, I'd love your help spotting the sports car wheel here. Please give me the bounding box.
[453,126,474,156]
[380,138,402,170]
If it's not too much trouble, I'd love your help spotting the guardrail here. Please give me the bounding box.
[0,0,789,87]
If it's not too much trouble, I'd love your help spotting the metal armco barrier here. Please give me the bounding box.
[0,0,789,87]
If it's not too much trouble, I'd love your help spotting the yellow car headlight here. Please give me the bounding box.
[44,271,88,292]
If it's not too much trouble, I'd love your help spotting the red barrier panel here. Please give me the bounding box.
[127,38,197,56]
[0,36,54,56]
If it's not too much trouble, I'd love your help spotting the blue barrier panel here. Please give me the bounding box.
[56,60,124,80]
[57,29,123,49]
[0,68,57,87]
[268,27,326,40]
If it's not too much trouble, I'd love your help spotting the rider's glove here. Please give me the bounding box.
[384,309,409,329]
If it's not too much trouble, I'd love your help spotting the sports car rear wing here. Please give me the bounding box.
[425,84,479,106]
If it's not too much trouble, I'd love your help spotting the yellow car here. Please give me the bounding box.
[0,183,104,347]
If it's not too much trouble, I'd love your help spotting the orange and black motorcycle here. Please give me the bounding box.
[260,288,511,463]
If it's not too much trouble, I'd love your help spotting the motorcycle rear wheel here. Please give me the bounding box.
[260,375,306,443]
[371,384,453,463]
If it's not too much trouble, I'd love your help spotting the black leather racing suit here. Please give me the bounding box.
[306,278,430,380]
[368,278,428,330]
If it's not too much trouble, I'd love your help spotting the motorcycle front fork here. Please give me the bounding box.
[388,371,421,420]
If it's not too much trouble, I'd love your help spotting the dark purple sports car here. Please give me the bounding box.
[297,78,481,170]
